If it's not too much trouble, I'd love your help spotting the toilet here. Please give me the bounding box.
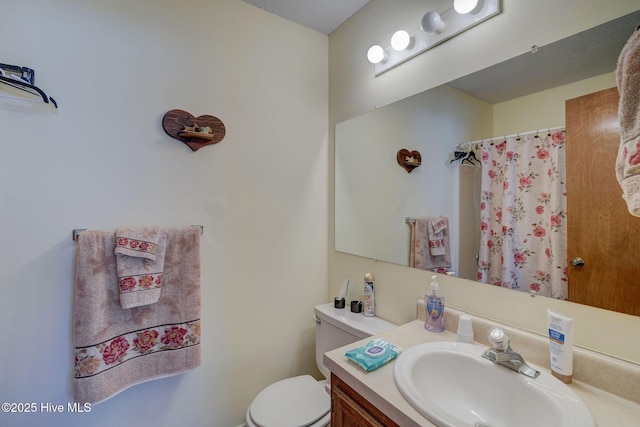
[245,302,397,427]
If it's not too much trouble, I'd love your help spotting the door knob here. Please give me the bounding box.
[571,257,585,267]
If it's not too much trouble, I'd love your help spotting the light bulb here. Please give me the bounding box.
[421,11,445,34]
[391,30,412,51]
[454,0,483,15]
[367,45,387,64]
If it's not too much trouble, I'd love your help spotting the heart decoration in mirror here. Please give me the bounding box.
[162,109,226,151]
[397,149,422,173]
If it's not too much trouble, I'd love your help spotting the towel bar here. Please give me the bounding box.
[72,225,204,241]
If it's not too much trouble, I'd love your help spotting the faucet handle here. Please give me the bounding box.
[487,328,510,351]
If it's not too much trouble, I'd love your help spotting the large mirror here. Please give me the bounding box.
[335,10,640,315]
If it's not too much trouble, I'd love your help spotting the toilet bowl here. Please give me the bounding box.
[245,375,331,427]
[245,303,397,427]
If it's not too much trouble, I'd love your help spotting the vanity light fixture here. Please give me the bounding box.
[453,0,484,15]
[367,0,500,76]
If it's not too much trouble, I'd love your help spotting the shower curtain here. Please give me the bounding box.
[477,131,568,299]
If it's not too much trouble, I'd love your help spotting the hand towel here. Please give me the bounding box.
[73,227,201,405]
[115,226,160,260]
[115,227,166,309]
[428,216,448,256]
[410,216,451,271]
[616,28,640,217]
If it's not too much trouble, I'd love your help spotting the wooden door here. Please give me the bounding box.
[566,87,640,316]
[331,374,399,427]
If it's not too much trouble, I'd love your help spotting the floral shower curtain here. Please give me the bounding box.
[477,130,568,299]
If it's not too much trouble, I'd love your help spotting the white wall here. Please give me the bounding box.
[0,1,327,426]
[329,0,640,364]
[493,72,617,135]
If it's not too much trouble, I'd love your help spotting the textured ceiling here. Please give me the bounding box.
[240,0,369,34]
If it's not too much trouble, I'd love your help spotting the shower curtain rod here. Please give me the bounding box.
[455,125,565,151]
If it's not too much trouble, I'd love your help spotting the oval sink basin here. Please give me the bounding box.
[393,342,594,427]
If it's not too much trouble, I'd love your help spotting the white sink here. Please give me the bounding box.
[393,341,594,427]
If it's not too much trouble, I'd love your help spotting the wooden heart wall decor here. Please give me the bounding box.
[162,109,226,151]
[397,149,422,173]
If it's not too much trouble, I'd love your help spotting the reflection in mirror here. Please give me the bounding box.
[335,10,640,316]
[336,85,491,268]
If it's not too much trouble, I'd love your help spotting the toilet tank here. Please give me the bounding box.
[313,303,397,378]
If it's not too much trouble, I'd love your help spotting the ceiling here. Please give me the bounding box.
[240,0,369,34]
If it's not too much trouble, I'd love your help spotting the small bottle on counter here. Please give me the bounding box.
[547,310,573,384]
[425,275,445,332]
[363,273,375,317]
[457,315,474,343]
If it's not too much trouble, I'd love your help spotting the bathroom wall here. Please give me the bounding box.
[492,72,617,135]
[0,1,327,426]
[329,0,640,364]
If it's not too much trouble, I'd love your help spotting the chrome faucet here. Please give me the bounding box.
[481,328,540,379]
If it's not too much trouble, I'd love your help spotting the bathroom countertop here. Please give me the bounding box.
[324,316,640,427]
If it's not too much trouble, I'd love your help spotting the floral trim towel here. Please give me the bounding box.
[115,227,165,309]
[410,216,451,271]
[74,227,201,404]
[115,226,160,260]
[616,28,640,217]
[427,216,448,256]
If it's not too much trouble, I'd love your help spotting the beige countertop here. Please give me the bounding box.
[324,308,640,427]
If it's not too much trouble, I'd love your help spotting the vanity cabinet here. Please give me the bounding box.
[331,373,400,427]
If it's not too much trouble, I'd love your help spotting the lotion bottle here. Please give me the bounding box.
[547,310,573,383]
[425,275,445,332]
[363,273,375,317]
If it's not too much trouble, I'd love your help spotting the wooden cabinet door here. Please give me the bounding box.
[565,87,640,315]
[331,374,399,427]
[332,386,386,427]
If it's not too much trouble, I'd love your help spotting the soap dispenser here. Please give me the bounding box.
[425,275,445,332]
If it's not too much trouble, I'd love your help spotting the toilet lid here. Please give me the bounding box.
[249,375,330,427]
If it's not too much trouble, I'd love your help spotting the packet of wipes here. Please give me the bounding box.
[344,338,401,372]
